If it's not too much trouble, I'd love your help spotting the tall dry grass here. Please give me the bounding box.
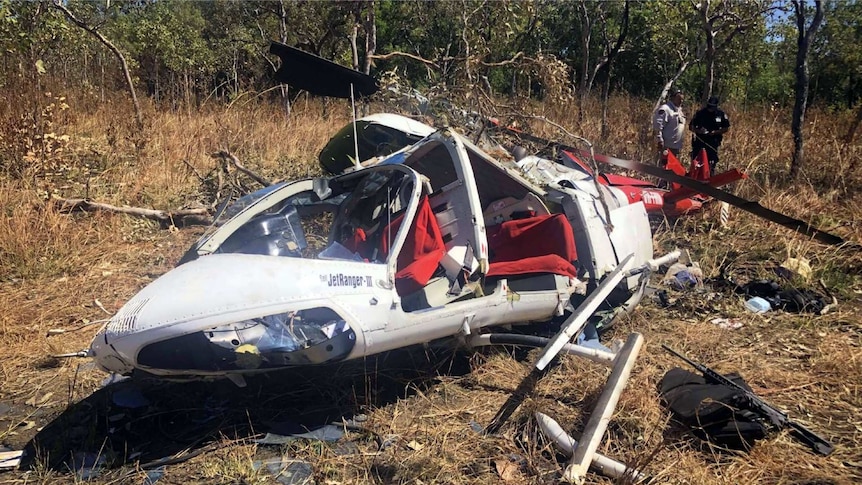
[0,82,860,484]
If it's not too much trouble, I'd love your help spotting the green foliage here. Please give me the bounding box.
[0,0,857,110]
[810,2,862,108]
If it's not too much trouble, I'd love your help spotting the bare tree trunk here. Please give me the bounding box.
[349,14,360,71]
[601,73,611,140]
[363,1,377,75]
[844,103,862,143]
[278,0,291,116]
[696,0,716,104]
[576,0,594,123]
[599,0,629,139]
[790,0,824,179]
[654,60,691,112]
[52,1,144,131]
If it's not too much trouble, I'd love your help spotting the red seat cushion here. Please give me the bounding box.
[486,254,577,279]
[486,213,577,278]
[379,196,446,295]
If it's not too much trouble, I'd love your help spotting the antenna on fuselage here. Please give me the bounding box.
[350,83,361,171]
[267,41,379,173]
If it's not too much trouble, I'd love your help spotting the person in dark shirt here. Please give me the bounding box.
[689,96,730,174]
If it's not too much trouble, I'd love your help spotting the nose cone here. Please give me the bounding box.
[89,253,379,375]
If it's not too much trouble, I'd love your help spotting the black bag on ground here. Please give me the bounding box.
[659,367,767,450]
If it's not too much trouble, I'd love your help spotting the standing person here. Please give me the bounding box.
[653,87,686,159]
[689,96,730,174]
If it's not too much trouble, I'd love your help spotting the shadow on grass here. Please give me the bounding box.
[20,344,472,474]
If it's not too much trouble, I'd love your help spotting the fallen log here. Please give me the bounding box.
[55,197,212,226]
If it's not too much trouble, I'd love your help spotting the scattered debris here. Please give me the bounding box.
[252,457,314,485]
[0,450,23,470]
[744,296,772,313]
[709,317,744,330]
[254,424,345,445]
[736,278,831,314]
[662,261,704,290]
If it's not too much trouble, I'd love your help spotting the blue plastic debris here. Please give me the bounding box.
[745,296,771,313]
[576,322,612,353]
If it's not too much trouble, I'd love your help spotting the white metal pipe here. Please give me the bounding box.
[647,249,681,272]
[534,253,633,371]
[466,334,616,367]
[564,332,644,484]
[535,412,645,482]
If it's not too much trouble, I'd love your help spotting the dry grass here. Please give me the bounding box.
[0,84,860,484]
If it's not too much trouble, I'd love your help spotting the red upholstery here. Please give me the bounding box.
[600,173,655,187]
[486,213,577,279]
[342,227,368,259]
[379,196,446,295]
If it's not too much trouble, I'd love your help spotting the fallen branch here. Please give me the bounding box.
[212,150,273,188]
[368,51,441,68]
[55,197,211,226]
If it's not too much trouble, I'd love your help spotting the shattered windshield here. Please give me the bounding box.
[325,169,415,263]
[181,166,418,264]
[318,120,424,174]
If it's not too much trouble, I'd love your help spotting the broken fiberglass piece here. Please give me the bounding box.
[136,307,355,371]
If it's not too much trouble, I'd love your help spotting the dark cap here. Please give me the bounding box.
[707,96,719,107]
[669,87,682,97]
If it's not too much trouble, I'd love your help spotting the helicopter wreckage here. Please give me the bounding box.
[37,39,848,483]
[79,108,673,482]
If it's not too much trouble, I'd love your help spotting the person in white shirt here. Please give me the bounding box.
[653,87,686,158]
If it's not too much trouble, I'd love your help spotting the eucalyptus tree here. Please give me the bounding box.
[690,0,772,104]
[809,1,862,109]
[789,0,823,179]
[593,0,630,138]
[52,0,143,129]
[617,1,702,110]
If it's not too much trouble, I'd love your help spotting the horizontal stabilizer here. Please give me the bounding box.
[585,151,855,248]
[663,169,747,204]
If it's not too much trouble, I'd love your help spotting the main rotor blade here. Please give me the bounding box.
[488,121,854,248]
[584,151,852,248]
